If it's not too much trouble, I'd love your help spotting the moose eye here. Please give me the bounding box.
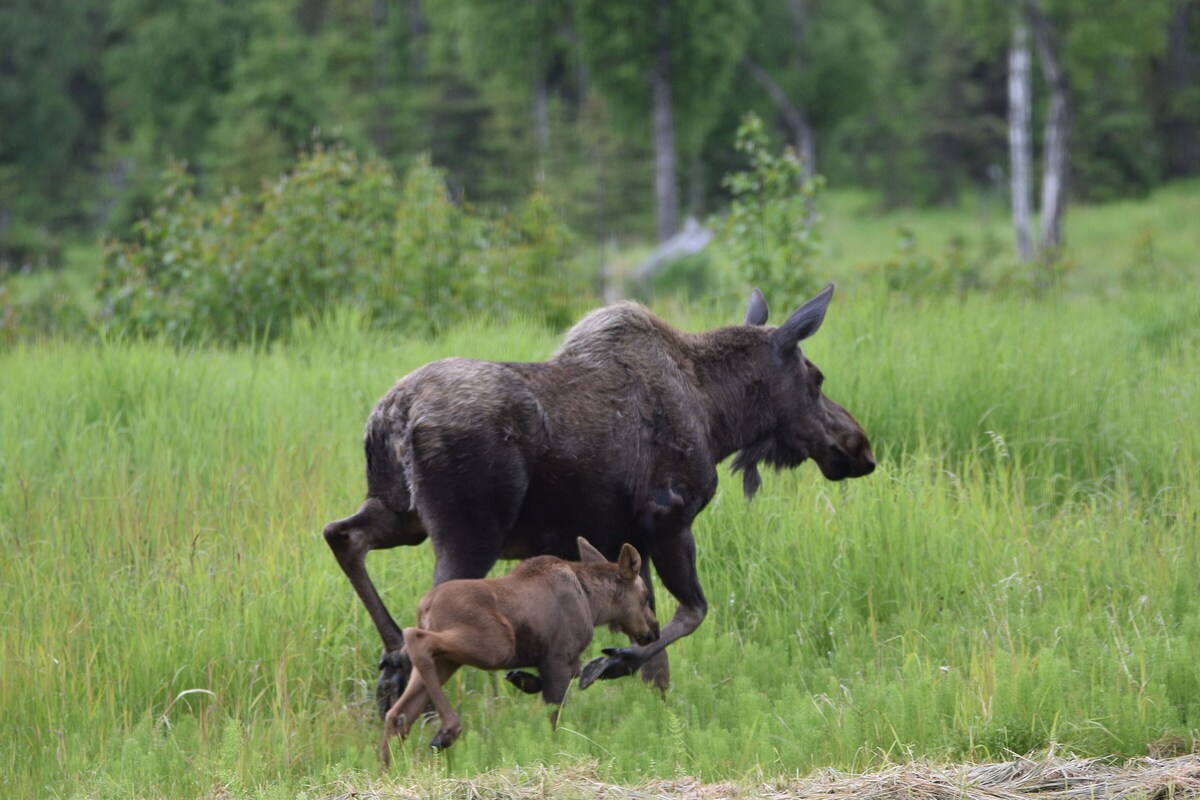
[814,372,825,390]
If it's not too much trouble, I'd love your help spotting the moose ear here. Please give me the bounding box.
[771,283,834,352]
[617,543,642,581]
[577,537,607,564]
[744,288,769,325]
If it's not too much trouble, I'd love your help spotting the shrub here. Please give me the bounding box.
[875,227,995,298]
[98,146,582,343]
[714,113,824,300]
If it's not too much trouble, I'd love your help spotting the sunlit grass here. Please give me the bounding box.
[1,290,1198,798]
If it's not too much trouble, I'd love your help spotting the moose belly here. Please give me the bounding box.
[503,474,636,561]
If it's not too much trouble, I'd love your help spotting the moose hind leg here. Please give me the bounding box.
[322,496,427,718]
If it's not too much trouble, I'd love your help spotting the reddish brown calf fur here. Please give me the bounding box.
[380,538,658,761]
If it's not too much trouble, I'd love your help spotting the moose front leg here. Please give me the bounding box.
[636,559,671,692]
[580,527,707,688]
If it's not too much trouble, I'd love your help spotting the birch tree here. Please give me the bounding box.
[1008,11,1035,261]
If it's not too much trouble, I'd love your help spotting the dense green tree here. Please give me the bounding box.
[2,0,1198,253]
[574,0,753,241]
[0,0,106,237]
[737,0,888,181]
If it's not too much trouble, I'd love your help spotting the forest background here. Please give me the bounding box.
[3,0,1199,270]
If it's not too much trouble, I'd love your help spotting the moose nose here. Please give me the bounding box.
[862,455,876,475]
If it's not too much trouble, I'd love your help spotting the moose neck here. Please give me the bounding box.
[685,327,776,463]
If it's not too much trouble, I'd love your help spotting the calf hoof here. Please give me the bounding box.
[376,648,411,720]
[504,670,543,695]
[579,647,642,689]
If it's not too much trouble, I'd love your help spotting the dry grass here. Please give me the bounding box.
[314,754,1200,800]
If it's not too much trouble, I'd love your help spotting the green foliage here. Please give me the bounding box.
[715,114,824,299]
[876,227,989,297]
[0,220,64,275]
[98,146,582,343]
[575,0,753,155]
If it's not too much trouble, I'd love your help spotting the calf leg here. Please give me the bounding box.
[504,670,542,695]
[403,624,516,750]
[380,670,431,765]
[323,497,427,717]
[380,654,462,764]
[537,658,579,730]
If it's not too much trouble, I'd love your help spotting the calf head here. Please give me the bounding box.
[577,538,660,646]
[736,284,876,497]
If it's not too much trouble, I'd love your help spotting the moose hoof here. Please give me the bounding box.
[430,726,460,750]
[639,651,671,694]
[505,670,543,695]
[376,648,411,720]
[579,647,641,689]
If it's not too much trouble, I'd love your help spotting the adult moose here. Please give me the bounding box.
[323,285,875,716]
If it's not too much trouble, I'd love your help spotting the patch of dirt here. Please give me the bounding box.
[323,753,1200,800]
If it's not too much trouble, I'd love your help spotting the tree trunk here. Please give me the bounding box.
[1008,11,1034,262]
[740,56,816,177]
[532,66,550,179]
[1029,3,1070,255]
[1166,0,1199,177]
[531,0,550,180]
[406,0,428,77]
[650,0,678,243]
[370,0,392,155]
[786,0,817,178]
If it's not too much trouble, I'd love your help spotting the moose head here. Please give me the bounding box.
[734,284,876,497]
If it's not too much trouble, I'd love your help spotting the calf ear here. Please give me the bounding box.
[577,537,607,564]
[617,543,642,581]
[772,283,834,352]
[744,288,769,325]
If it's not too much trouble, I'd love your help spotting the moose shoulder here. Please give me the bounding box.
[323,284,875,716]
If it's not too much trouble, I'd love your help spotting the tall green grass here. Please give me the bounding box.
[1,290,1198,798]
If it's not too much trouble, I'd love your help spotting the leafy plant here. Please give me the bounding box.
[715,113,824,300]
[98,146,582,343]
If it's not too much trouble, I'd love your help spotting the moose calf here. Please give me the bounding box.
[380,538,659,760]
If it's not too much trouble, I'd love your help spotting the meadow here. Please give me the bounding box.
[2,270,1199,797]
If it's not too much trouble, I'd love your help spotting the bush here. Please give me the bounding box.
[98,145,582,343]
[714,113,824,300]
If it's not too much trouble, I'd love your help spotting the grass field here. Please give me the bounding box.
[2,281,1199,797]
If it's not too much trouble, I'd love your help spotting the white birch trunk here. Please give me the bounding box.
[1030,4,1069,254]
[1008,13,1034,262]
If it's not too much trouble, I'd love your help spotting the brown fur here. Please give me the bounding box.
[379,538,657,760]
